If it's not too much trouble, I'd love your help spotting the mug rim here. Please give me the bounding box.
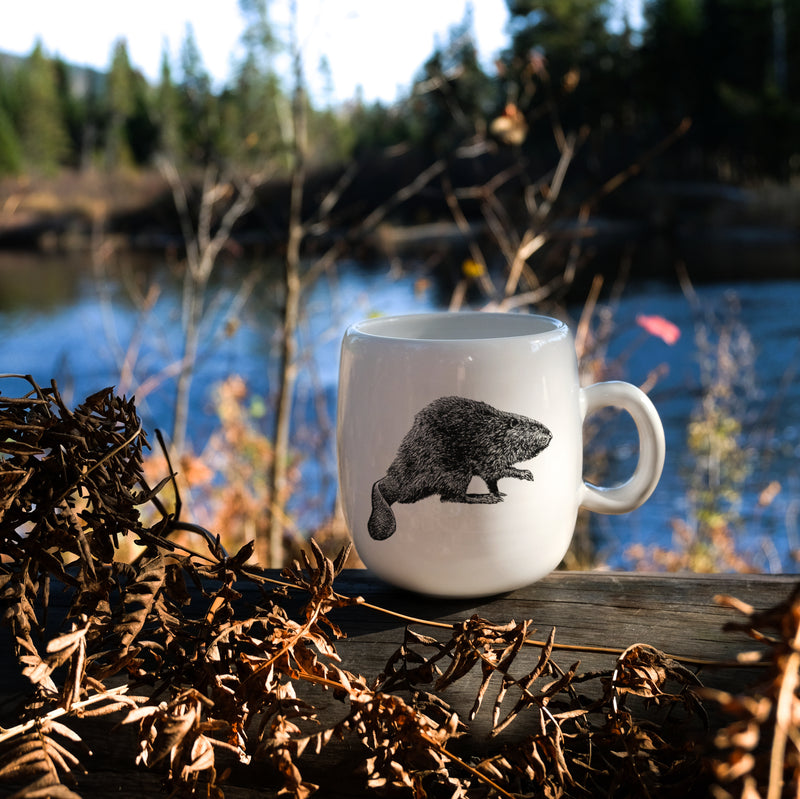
[347,311,567,342]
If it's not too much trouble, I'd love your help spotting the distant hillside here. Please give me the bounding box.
[0,49,106,98]
[0,51,24,71]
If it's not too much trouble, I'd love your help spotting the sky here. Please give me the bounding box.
[0,0,511,104]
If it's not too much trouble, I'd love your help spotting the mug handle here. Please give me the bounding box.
[579,381,666,514]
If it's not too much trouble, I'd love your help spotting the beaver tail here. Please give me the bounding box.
[368,477,397,540]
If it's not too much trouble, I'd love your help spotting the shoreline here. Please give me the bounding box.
[1,168,798,288]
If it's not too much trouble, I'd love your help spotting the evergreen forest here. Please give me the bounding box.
[0,0,797,184]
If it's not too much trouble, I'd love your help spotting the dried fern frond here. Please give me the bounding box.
[705,589,800,798]
[1,377,800,799]
[0,718,88,799]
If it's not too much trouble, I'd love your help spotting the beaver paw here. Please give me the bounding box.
[463,492,505,504]
[512,468,535,482]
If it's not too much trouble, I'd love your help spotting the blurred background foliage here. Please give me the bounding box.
[0,0,796,182]
[0,0,797,571]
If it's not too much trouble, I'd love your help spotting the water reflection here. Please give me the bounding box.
[0,252,89,312]
[1,252,798,571]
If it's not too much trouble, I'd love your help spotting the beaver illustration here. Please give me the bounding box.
[368,395,552,540]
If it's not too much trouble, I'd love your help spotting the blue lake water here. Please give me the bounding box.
[1,251,799,571]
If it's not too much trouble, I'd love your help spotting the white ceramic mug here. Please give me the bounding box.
[337,312,665,597]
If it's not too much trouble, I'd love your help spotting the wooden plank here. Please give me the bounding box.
[1,570,797,796]
[300,571,798,726]
[315,569,797,664]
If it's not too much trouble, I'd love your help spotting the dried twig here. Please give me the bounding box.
[0,378,796,798]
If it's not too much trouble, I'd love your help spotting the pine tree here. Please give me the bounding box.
[156,45,182,163]
[178,24,216,162]
[232,0,289,166]
[105,38,136,169]
[0,65,22,174]
[19,41,70,173]
[230,54,288,165]
[507,0,612,66]
[640,0,703,123]
[0,105,21,175]
[410,6,495,153]
[502,0,619,131]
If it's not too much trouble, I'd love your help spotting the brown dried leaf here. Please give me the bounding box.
[0,466,30,523]
[45,627,87,667]
[183,734,215,775]
[149,704,198,767]
[0,720,87,799]
[117,554,167,650]
[0,439,44,455]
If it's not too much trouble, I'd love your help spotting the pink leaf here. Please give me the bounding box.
[636,314,680,345]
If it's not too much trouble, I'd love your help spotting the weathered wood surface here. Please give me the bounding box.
[1,570,797,796]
